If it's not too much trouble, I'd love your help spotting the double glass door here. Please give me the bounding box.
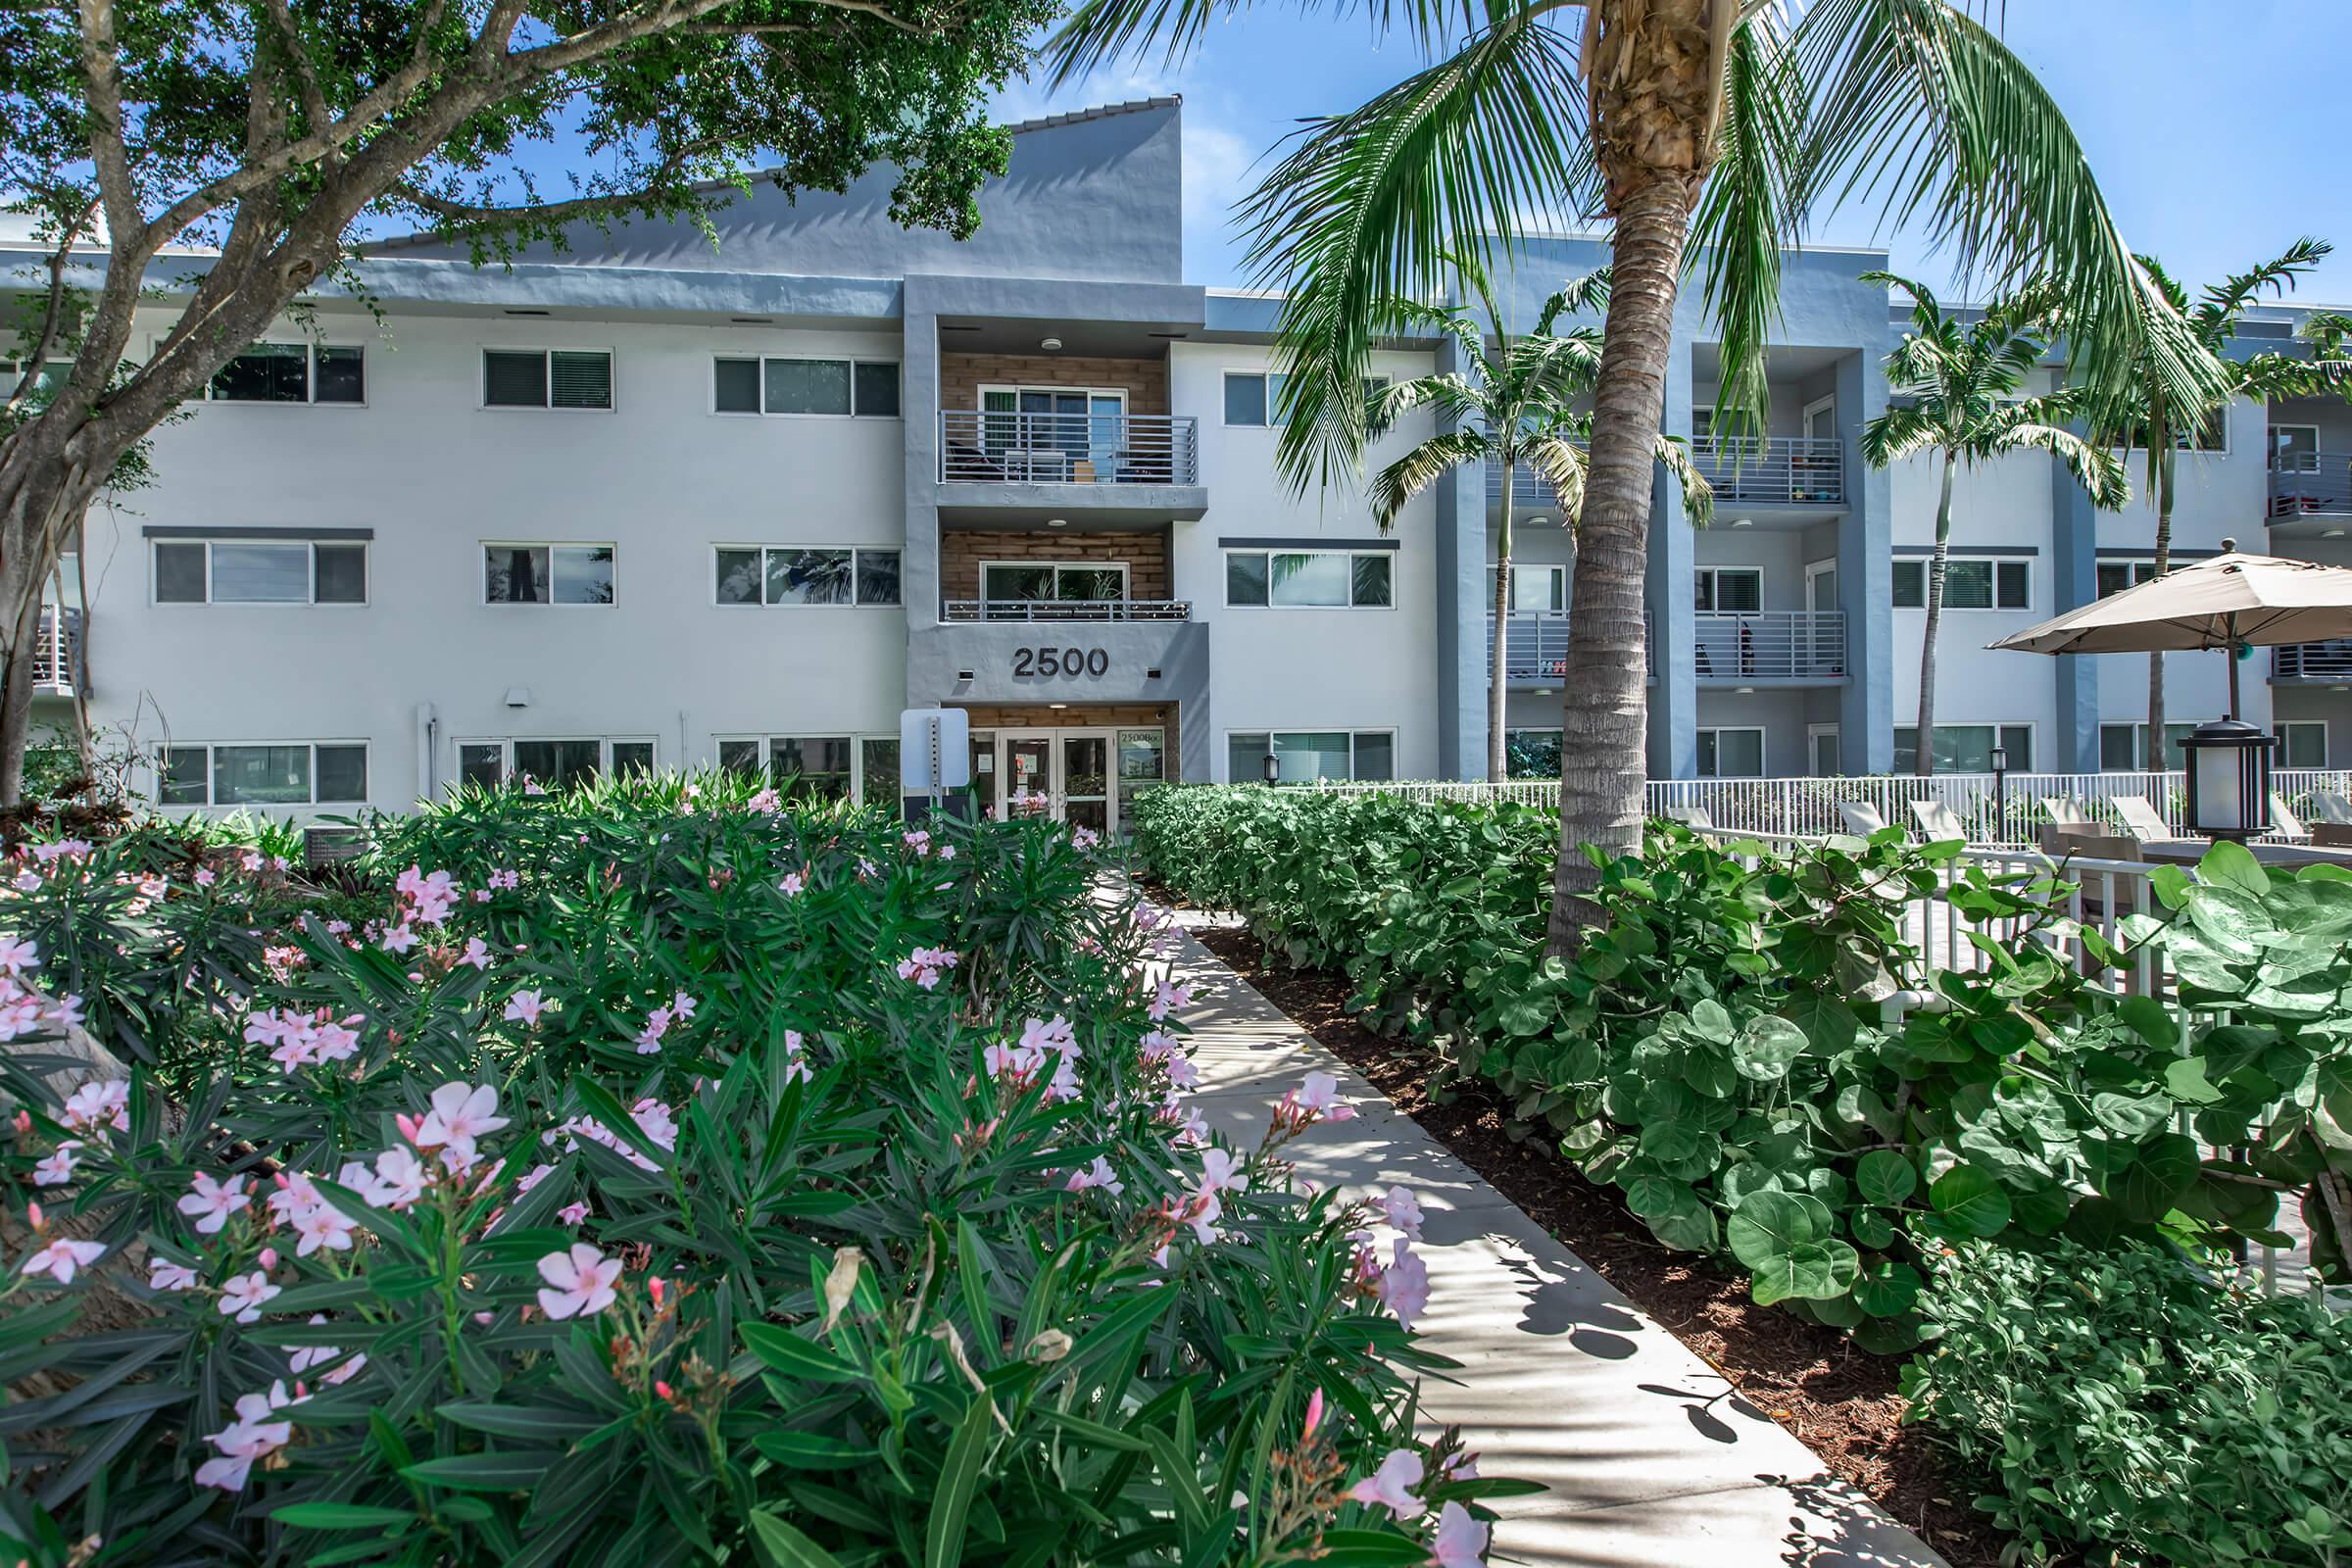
[997,729,1113,833]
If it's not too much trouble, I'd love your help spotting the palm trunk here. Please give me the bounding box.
[2148,443,2176,756]
[1490,462,1514,781]
[1915,453,1957,776]
[1548,175,1695,951]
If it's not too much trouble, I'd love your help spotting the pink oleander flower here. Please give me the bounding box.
[379,924,416,956]
[1431,1501,1488,1567]
[31,1141,79,1187]
[1382,1186,1424,1241]
[11,870,38,893]
[290,1316,368,1385]
[1301,1388,1325,1442]
[1166,1054,1200,1090]
[1347,1447,1426,1518]
[0,935,39,977]
[634,1004,673,1054]
[1275,1071,1357,1135]
[195,867,218,887]
[780,1030,812,1086]
[46,993,83,1031]
[558,1200,591,1226]
[149,1256,200,1293]
[414,1082,508,1164]
[22,1237,106,1284]
[1148,980,1192,1021]
[1071,826,1101,852]
[630,1099,678,1152]
[0,993,46,1041]
[669,991,697,1022]
[1440,1450,1479,1482]
[1376,1239,1429,1331]
[896,947,959,990]
[178,1172,252,1235]
[291,1199,358,1257]
[460,937,492,970]
[1139,1029,1180,1062]
[535,1244,622,1320]
[195,1381,304,1492]
[1182,1190,1222,1246]
[778,869,806,896]
[365,1147,429,1209]
[220,1270,279,1324]
[1065,1156,1124,1195]
[1194,1147,1247,1196]
[902,828,932,858]
[503,989,549,1027]
[748,787,782,814]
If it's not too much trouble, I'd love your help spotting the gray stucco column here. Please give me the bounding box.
[1434,332,1489,778]
[2050,466,2101,770]
[1837,347,1893,770]
[1648,341,1698,778]
[901,280,944,638]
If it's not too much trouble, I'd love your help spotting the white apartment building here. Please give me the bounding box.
[3,97,2344,828]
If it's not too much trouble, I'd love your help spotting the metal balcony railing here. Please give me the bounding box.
[2268,451,2352,518]
[1485,458,1568,512]
[2273,638,2352,680]
[1484,611,1659,680]
[938,412,1200,486]
[940,599,1194,622]
[1692,610,1846,680]
[32,606,80,694]
[1691,436,1844,505]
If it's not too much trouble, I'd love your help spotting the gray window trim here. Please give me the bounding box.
[142,525,374,540]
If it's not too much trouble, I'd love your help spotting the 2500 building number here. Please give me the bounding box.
[1011,647,1110,679]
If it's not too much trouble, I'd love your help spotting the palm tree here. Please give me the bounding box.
[1052,0,2229,951]
[1861,272,2128,776]
[2081,239,2352,758]
[1367,262,1713,780]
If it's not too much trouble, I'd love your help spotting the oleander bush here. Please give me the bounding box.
[1133,787,2350,1353]
[1,772,1510,1566]
[1905,1238,2352,1568]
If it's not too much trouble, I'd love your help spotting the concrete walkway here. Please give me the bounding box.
[1166,910,1949,1568]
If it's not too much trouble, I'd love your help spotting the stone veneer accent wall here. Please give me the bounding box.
[937,529,1171,604]
[938,354,1169,417]
[955,703,1181,782]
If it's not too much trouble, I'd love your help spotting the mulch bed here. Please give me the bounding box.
[1189,919,2009,1568]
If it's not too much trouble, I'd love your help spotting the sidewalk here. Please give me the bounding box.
[1166,910,1949,1568]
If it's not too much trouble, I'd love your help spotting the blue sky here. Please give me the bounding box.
[994,0,2352,306]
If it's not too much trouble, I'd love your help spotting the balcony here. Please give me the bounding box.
[1692,611,1846,683]
[935,411,1206,527]
[2273,639,2352,682]
[32,607,81,696]
[1690,437,1844,510]
[2268,453,2352,520]
[1485,611,1657,685]
[1485,459,1569,516]
[942,598,1194,623]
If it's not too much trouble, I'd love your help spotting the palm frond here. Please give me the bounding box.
[1858,399,1940,466]
[1691,9,1808,442]
[2193,237,2330,336]
[1652,433,1715,527]
[1369,427,1495,528]
[1994,418,2131,510]
[1519,430,1589,524]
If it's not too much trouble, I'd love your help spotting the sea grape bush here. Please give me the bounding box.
[1906,1239,2352,1568]
[1133,788,2348,1351]
[1,772,1513,1566]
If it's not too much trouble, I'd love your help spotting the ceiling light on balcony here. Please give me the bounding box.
[1534,687,1553,696]
[1731,516,1754,528]
[2328,528,2347,538]
[1736,685,1754,694]
[1048,702,1069,710]
[1047,516,1068,528]
[1528,515,1548,528]
[1041,336,1063,352]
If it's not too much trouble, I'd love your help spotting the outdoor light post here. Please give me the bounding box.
[1988,746,2009,846]
[2181,717,2275,842]
[1262,750,1280,786]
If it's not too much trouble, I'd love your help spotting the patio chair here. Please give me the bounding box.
[2109,796,2183,845]
[1908,799,1969,844]
[2309,789,2352,824]
[2269,793,2314,845]
[1659,805,1716,831]
[2041,795,2097,831]
[1835,801,1886,836]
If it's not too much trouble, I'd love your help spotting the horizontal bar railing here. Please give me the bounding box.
[1485,458,1567,512]
[938,411,1200,485]
[1691,610,1846,679]
[1485,611,1658,680]
[2267,450,2352,517]
[1690,436,1844,505]
[32,606,79,693]
[939,598,1194,622]
[2272,638,2352,680]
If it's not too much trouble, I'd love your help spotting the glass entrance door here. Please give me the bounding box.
[994,729,1120,831]
[1002,734,1053,820]
[1060,733,1110,833]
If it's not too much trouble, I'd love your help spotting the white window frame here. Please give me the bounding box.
[182,340,367,407]
[715,356,903,418]
[1933,555,2033,612]
[479,347,614,413]
[710,733,901,804]
[2270,422,2321,468]
[1802,395,1837,442]
[453,736,656,791]
[1695,727,1766,779]
[1224,728,1399,783]
[979,560,1131,605]
[2116,408,2229,456]
[1693,566,1763,613]
[1490,562,1568,613]
[1222,548,1396,611]
[155,741,370,808]
[2095,558,2160,599]
[1893,721,2035,774]
[2099,721,2198,772]
[1807,723,1841,778]
[150,537,369,608]
[710,545,902,609]
[2275,720,2328,770]
[1221,369,1290,428]
[977,383,1129,414]
[1690,405,1715,439]
[482,542,618,608]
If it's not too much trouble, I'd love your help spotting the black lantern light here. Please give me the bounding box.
[2181,717,2274,841]
[1262,749,1281,786]
[1988,746,2009,845]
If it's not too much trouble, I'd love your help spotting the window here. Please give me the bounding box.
[2275,721,2328,769]
[1890,557,2030,611]
[1493,564,1568,613]
[152,539,368,605]
[713,357,899,417]
[980,563,1128,607]
[712,546,900,608]
[1504,728,1561,779]
[1696,728,1765,778]
[710,735,900,804]
[2120,409,2228,454]
[1892,723,2034,774]
[456,737,653,792]
[483,349,612,410]
[2097,722,2197,772]
[1224,548,1394,609]
[1117,728,1167,816]
[2096,559,2160,598]
[203,342,364,405]
[1223,371,1286,427]
[1228,730,1396,783]
[1693,567,1762,614]
[1891,560,1924,609]
[157,742,368,807]
[484,544,615,606]
[1,357,71,405]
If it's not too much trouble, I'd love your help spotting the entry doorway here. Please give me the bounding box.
[995,728,1116,833]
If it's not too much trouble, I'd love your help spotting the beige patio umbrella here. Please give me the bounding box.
[1987,539,2352,714]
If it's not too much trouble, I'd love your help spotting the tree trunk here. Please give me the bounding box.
[1914,453,1957,776]
[1547,174,1696,951]
[2148,443,2176,756]
[0,424,107,806]
[1490,462,1513,782]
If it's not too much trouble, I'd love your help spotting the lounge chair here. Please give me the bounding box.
[1659,805,1716,831]
[2110,795,2183,845]
[1836,801,1887,836]
[2037,795,2099,857]
[2269,793,2314,845]
[1908,799,1969,844]
[2309,789,2352,824]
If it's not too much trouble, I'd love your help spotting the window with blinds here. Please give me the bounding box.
[483,349,612,410]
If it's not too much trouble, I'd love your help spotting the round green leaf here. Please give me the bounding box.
[1853,1150,1916,1208]
[1851,1260,1924,1318]
[1726,1189,1831,1270]
[1733,1015,1809,1081]
[1928,1165,2012,1238]
[2112,1131,2202,1223]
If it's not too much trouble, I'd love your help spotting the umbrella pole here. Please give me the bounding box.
[2226,611,2241,718]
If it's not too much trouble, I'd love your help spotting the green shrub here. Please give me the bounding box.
[1,774,1506,1565]
[1904,1239,2352,1568]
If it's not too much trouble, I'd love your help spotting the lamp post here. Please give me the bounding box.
[1988,746,2009,847]
[1262,750,1281,786]
[2181,717,2275,842]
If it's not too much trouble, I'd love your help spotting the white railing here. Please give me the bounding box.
[2268,450,2352,517]
[1691,436,1844,505]
[940,599,1193,622]
[1692,610,1846,680]
[32,606,79,694]
[938,411,1200,485]
[2273,639,2352,680]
